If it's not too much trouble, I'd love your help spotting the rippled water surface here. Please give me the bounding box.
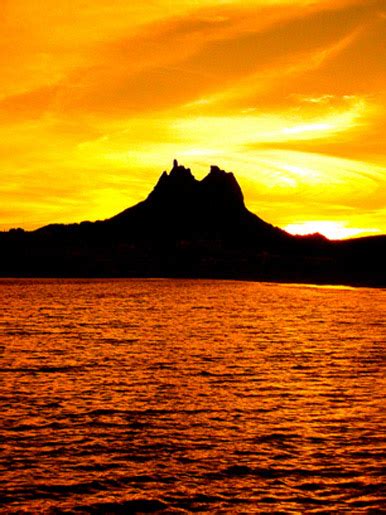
[1,279,385,513]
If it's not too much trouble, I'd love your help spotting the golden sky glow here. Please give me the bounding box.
[1,0,386,239]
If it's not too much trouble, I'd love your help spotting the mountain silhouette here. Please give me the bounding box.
[106,160,286,244]
[1,160,385,286]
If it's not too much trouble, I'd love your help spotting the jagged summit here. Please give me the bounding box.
[148,159,198,204]
[108,160,277,244]
[147,160,244,211]
[202,164,244,209]
[169,159,194,179]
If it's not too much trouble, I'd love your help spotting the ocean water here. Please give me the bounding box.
[1,278,385,514]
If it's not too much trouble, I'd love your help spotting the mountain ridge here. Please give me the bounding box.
[0,160,385,286]
[105,160,286,245]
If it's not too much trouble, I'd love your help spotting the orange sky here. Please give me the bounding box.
[1,0,385,239]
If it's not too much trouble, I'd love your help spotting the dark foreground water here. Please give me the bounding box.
[1,279,385,513]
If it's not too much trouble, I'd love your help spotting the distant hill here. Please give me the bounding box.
[1,160,385,286]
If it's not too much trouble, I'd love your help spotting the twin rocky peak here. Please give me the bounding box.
[110,159,273,240]
[146,159,245,212]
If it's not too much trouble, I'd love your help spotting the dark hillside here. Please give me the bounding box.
[0,160,385,286]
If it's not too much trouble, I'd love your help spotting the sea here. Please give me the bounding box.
[1,278,385,513]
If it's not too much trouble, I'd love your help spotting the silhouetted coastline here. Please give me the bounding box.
[1,161,385,286]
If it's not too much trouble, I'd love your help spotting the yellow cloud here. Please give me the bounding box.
[0,0,386,239]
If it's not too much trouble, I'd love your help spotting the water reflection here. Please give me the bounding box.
[1,279,385,512]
